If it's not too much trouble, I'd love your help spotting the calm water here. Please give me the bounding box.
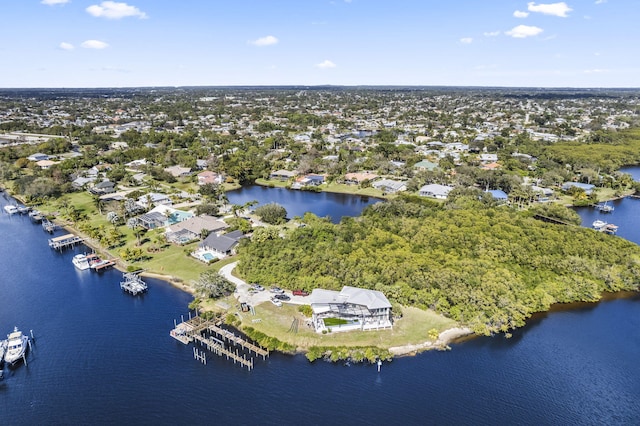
[1,187,640,424]
[227,185,380,223]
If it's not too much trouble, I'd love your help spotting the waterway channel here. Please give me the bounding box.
[1,180,639,423]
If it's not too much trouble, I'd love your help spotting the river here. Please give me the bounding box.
[1,183,639,424]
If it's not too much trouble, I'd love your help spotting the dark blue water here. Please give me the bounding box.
[227,185,381,223]
[2,188,640,424]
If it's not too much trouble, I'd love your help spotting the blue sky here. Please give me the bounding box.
[0,0,637,88]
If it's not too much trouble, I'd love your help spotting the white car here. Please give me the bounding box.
[270,287,284,294]
[252,284,265,291]
[270,297,283,307]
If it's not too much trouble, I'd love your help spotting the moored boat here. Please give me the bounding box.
[72,254,91,270]
[596,202,614,213]
[5,327,29,365]
[4,205,18,215]
[592,220,607,230]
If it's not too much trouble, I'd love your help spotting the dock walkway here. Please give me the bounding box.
[48,233,82,250]
[170,315,268,370]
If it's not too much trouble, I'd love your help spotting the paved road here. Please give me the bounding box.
[219,261,310,307]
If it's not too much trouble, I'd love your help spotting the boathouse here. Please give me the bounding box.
[309,286,393,333]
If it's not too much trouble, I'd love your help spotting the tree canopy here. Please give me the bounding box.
[238,198,640,336]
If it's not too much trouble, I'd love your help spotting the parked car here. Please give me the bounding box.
[275,294,291,301]
[293,289,309,296]
[252,283,265,291]
[270,297,282,307]
[270,287,284,294]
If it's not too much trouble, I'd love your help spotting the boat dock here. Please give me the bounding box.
[48,233,83,250]
[42,220,59,233]
[120,272,148,295]
[170,314,268,370]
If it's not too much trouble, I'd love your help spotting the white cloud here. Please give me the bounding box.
[86,1,147,19]
[505,25,544,38]
[42,0,70,5]
[514,10,530,18]
[584,68,608,74]
[527,2,572,18]
[483,31,500,37]
[595,0,607,4]
[248,35,279,47]
[460,37,473,44]
[315,60,336,69]
[81,39,109,49]
[59,42,74,50]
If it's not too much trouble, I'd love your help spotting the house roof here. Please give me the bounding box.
[372,179,406,191]
[419,184,454,197]
[166,215,227,235]
[344,172,378,182]
[199,230,244,253]
[309,286,392,310]
[486,189,508,200]
[414,160,438,170]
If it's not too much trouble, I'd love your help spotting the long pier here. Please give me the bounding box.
[48,233,83,250]
[170,314,268,370]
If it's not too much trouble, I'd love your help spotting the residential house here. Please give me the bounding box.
[165,215,228,244]
[269,170,297,181]
[413,160,439,171]
[372,179,407,193]
[309,286,393,333]
[480,153,498,163]
[36,160,57,170]
[137,193,172,209]
[198,230,244,257]
[27,153,49,162]
[419,184,454,199]
[486,189,509,203]
[344,172,378,185]
[164,165,192,178]
[136,211,168,230]
[197,171,224,186]
[89,180,116,195]
[562,182,595,195]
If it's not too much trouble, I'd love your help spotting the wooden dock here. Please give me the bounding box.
[170,314,268,370]
[207,324,269,360]
[48,233,83,250]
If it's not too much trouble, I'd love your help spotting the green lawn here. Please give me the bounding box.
[236,303,457,350]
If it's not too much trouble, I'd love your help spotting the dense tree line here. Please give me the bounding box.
[237,198,640,336]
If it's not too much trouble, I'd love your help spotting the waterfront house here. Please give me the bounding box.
[419,184,454,199]
[165,215,228,244]
[372,179,407,193]
[344,172,378,185]
[270,170,297,181]
[309,286,393,333]
[562,182,595,195]
[198,230,244,257]
[137,211,168,230]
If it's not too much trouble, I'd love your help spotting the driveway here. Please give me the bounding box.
[219,261,310,307]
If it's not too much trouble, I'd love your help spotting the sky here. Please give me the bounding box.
[0,0,638,88]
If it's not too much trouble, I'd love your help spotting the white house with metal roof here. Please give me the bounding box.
[309,286,393,333]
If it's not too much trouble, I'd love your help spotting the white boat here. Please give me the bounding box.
[592,220,607,230]
[4,327,29,365]
[3,205,18,215]
[72,254,91,270]
[596,202,614,213]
